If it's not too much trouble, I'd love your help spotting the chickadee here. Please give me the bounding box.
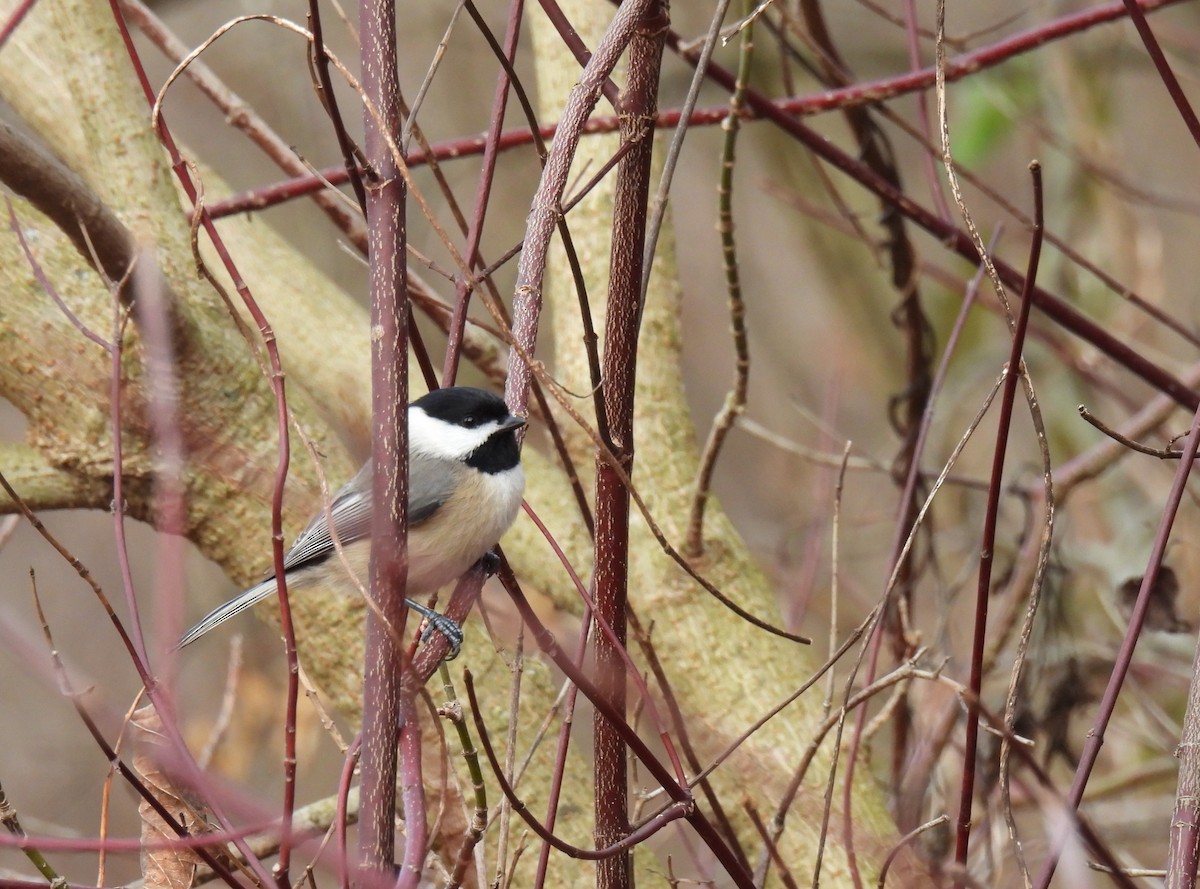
[179,386,526,655]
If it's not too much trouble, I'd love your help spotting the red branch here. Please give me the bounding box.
[357,0,413,884]
[207,0,1184,220]
[954,163,1044,874]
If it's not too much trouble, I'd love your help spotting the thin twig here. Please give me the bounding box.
[440,0,525,387]
[531,621,594,886]
[109,5,300,882]
[685,0,754,557]
[520,502,680,776]
[197,635,244,769]
[492,562,757,887]
[400,0,467,152]
[877,816,950,887]
[745,803,799,889]
[210,0,1191,223]
[0,771,66,888]
[27,572,244,886]
[1118,0,1200,153]
[439,663,488,889]
[759,373,1005,882]
[952,161,1044,877]
[308,0,367,211]
[1078,405,1190,459]
[463,670,691,861]
[7,198,112,351]
[640,0,736,303]
[122,0,367,252]
[492,625,524,887]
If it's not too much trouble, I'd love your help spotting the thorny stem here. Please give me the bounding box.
[685,0,753,558]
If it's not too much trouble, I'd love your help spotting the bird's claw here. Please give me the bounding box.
[404,599,464,661]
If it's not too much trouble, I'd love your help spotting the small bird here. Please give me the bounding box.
[178,386,526,656]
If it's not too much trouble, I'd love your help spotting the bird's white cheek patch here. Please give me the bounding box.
[409,409,497,461]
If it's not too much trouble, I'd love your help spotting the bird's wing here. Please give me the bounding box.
[280,454,456,573]
[408,450,458,525]
[280,461,374,572]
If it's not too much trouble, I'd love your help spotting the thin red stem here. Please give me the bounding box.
[441,0,525,386]
[955,163,1044,874]
[1032,347,1200,881]
[0,0,36,51]
[337,736,362,889]
[494,564,757,887]
[521,502,680,778]
[1118,0,1200,152]
[209,0,1183,219]
[107,6,293,883]
[308,0,367,212]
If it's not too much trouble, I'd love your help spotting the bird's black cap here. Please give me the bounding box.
[414,386,515,429]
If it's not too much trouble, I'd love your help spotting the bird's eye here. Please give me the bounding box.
[463,415,478,427]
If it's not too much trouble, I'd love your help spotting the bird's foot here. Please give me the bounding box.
[404,598,464,661]
[479,549,501,577]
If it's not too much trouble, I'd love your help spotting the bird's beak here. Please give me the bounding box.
[499,414,527,433]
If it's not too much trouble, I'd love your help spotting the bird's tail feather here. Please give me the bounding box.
[177,579,277,648]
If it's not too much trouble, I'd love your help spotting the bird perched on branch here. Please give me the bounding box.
[179,386,526,658]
